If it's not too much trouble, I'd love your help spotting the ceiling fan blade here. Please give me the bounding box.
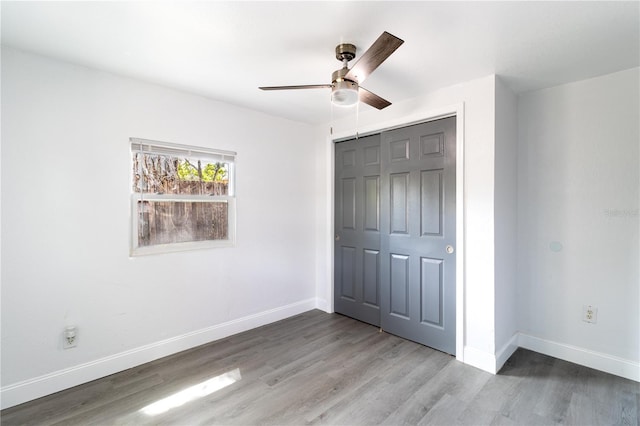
[259,84,332,91]
[359,87,392,110]
[345,31,404,84]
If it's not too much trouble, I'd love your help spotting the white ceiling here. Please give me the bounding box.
[2,1,639,125]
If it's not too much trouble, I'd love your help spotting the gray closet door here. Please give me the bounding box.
[334,117,456,354]
[334,134,382,326]
[380,117,456,355]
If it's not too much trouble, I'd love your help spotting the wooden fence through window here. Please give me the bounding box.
[137,181,230,246]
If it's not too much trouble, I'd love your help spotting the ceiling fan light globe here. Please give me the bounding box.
[332,88,359,106]
[331,80,359,107]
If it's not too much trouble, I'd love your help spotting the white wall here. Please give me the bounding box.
[1,47,318,407]
[5,45,636,409]
[517,68,640,379]
[494,77,519,367]
[313,75,503,372]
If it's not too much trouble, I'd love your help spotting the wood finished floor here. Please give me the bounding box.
[2,310,638,425]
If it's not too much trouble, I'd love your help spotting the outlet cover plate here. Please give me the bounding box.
[63,326,78,349]
[63,338,77,349]
[582,305,598,324]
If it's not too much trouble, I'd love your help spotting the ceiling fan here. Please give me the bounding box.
[259,31,404,110]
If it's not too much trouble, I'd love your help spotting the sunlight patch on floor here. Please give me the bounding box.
[140,368,242,416]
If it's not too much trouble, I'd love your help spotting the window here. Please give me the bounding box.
[130,138,236,255]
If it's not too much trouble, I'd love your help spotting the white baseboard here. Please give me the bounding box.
[462,338,517,375]
[495,333,519,373]
[0,298,318,409]
[315,298,331,313]
[518,333,640,382]
[463,345,499,374]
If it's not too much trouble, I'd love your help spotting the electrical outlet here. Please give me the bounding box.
[63,326,77,349]
[582,305,598,324]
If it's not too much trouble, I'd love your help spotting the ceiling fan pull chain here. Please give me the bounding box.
[355,100,360,140]
[330,95,334,136]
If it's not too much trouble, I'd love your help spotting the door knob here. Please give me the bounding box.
[335,234,341,241]
[446,245,454,254]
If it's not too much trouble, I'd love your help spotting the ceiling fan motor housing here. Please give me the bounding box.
[331,67,359,106]
[332,67,357,84]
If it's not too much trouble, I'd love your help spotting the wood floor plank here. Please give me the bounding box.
[381,357,489,426]
[416,393,468,426]
[2,310,638,426]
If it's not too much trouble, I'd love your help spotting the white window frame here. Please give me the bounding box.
[130,138,236,256]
